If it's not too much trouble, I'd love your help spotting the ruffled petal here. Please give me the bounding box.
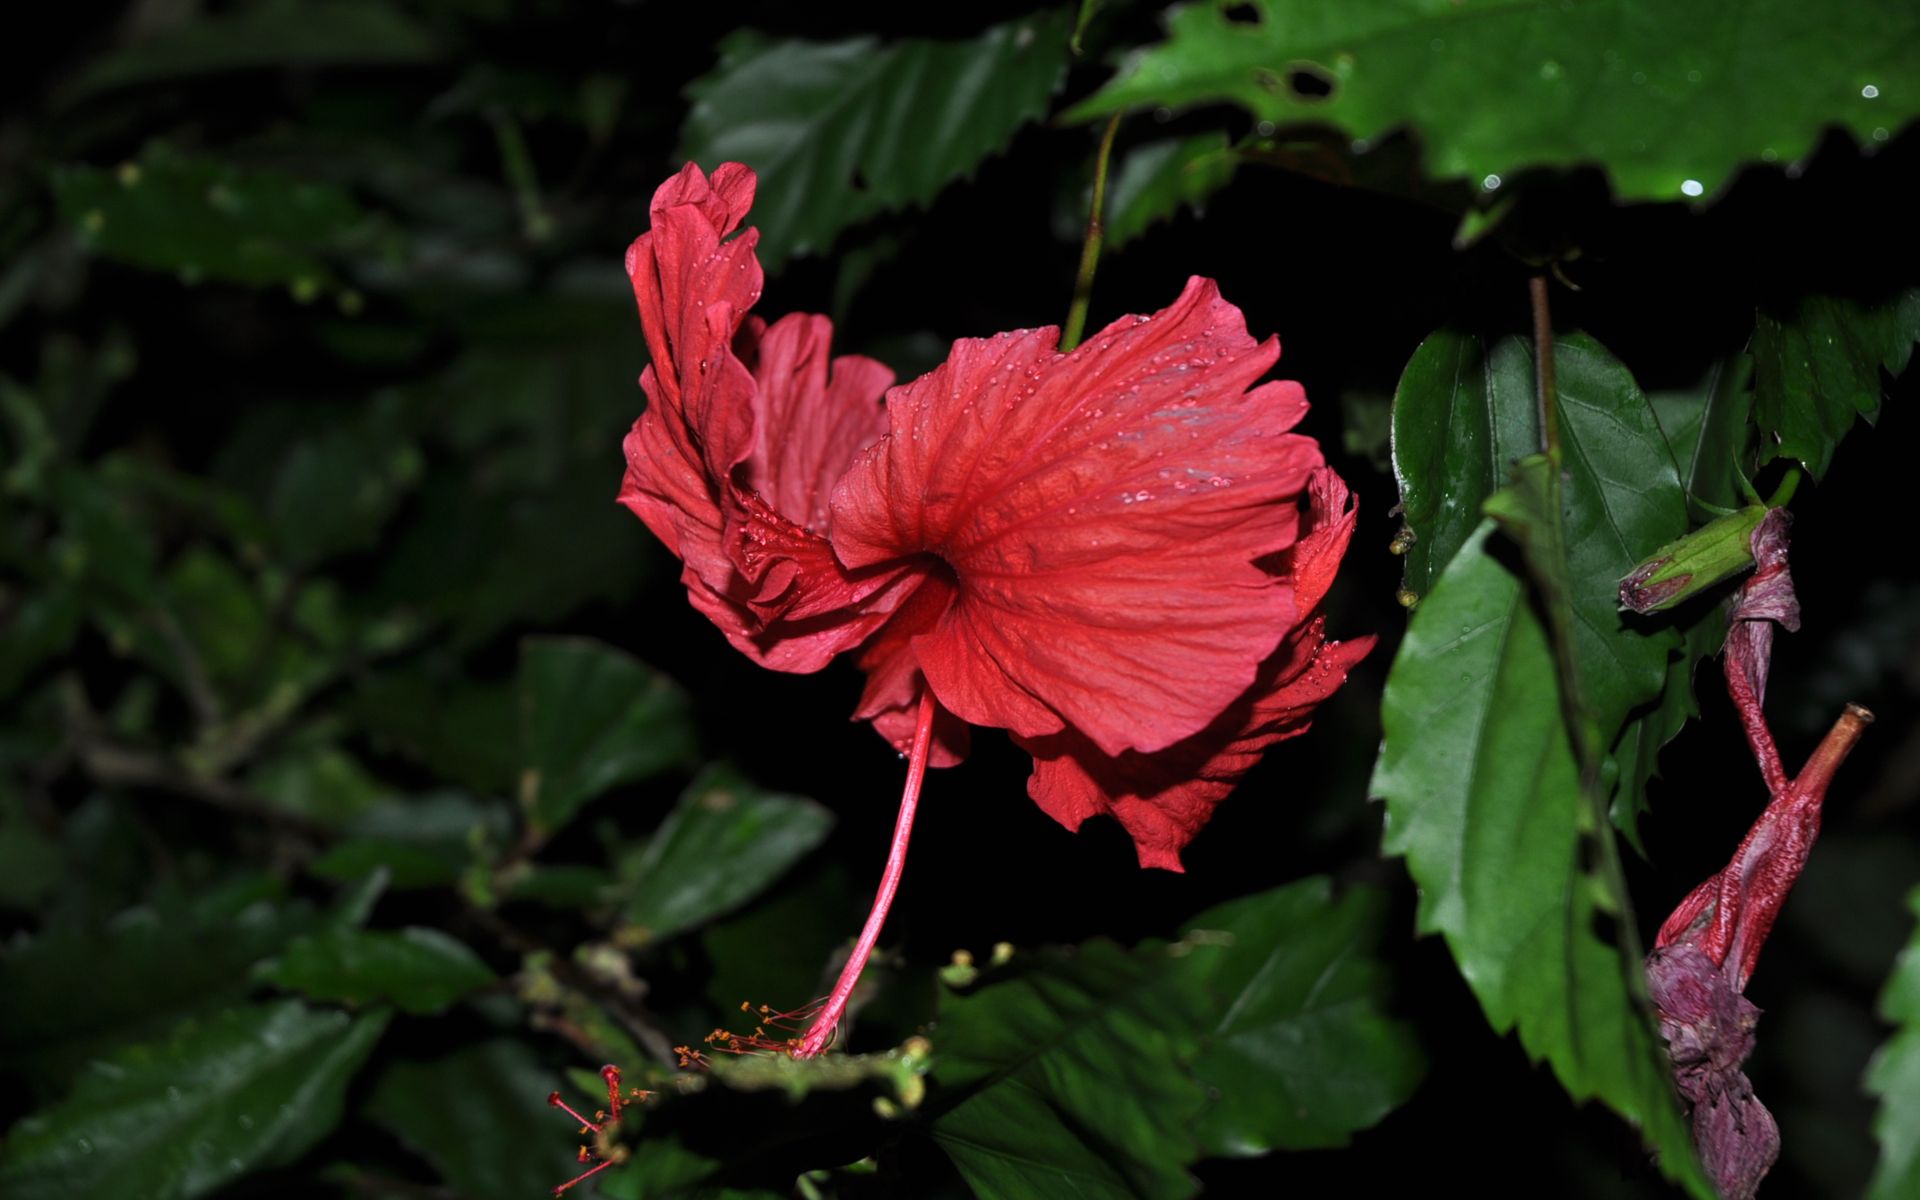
[830,277,1323,756]
[1017,632,1373,871]
[618,162,909,673]
[1012,467,1371,870]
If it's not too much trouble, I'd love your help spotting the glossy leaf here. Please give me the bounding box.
[1105,133,1237,248]
[1752,288,1920,479]
[1390,328,1539,600]
[618,762,833,943]
[365,1040,580,1200]
[519,636,696,838]
[255,926,493,1015]
[0,1001,388,1200]
[1071,0,1920,204]
[681,12,1071,267]
[1371,523,1709,1196]
[1865,886,1920,1200]
[1393,331,1685,739]
[930,939,1210,1200]
[1184,878,1424,1155]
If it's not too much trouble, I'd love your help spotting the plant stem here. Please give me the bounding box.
[795,688,939,1057]
[1061,116,1121,354]
[1529,274,1560,459]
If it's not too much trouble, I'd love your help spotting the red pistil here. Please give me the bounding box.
[547,1064,652,1195]
[795,687,940,1057]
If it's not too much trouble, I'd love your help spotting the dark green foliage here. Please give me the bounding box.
[3,1,1917,1196]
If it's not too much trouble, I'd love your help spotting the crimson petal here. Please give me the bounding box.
[830,277,1323,757]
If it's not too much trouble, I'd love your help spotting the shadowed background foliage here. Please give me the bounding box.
[2,2,1918,1198]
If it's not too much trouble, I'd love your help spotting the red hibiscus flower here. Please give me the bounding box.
[619,162,1371,1056]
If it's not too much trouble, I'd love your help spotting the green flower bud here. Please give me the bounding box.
[1617,504,1770,614]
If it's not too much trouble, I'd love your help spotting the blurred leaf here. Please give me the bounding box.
[309,792,510,889]
[365,1040,581,1200]
[503,863,615,909]
[702,863,854,1021]
[1650,355,1755,514]
[55,145,385,297]
[1071,0,1920,204]
[1752,288,1920,479]
[352,673,518,795]
[1105,132,1237,248]
[682,12,1071,267]
[267,422,423,569]
[618,763,832,944]
[0,880,319,1094]
[256,926,493,1015]
[519,637,696,838]
[0,788,61,910]
[1183,879,1424,1154]
[930,939,1209,1200]
[0,1000,388,1200]
[1866,886,1920,1200]
[1371,523,1709,1197]
[247,743,387,828]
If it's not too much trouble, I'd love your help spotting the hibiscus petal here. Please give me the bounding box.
[830,276,1322,756]
[619,163,912,673]
[742,312,893,535]
[1017,632,1374,871]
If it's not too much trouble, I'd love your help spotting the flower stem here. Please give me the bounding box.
[795,688,940,1057]
[1061,115,1122,354]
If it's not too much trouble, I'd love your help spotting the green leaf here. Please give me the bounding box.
[0,1001,388,1200]
[1606,606,1725,851]
[681,13,1071,267]
[1183,879,1424,1154]
[618,762,833,943]
[1390,328,1540,600]
[1370,523,1709,1196]
[0,882,318,1094]
[365,1040,580,1200]
[1393,331,1685,739]
[928,878,1421,1198]
[1752,288,1920,479]
[62,0,441,101]
[255,926,493,1015]
[929,939,1210,1200]
[519,636,696,838]
[1105,133,1238,248]
[54,145,382,297]
[1866,886,1920,1200]
[309,792,509,889]
[1650,355,1755,515]
[1070,0,1920,204]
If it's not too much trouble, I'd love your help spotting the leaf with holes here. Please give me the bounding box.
[1071,0,1920,204]
[681,13,1071,267]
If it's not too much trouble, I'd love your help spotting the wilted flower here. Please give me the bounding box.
[620,162,1369,1055]
[1647,509,1870,1200]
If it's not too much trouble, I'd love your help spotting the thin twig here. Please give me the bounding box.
[1529,274,1559,458]
[1061,115,1121,353]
